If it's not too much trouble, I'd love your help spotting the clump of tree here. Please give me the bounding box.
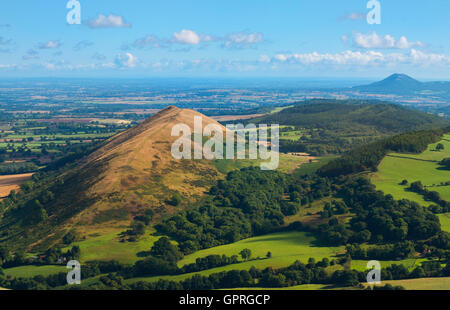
[439,158,450,170]
[408,181,449,213]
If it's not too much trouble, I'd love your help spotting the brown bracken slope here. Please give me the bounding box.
[20,106,228,250]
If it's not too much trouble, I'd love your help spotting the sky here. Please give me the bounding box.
[0,0,449,79]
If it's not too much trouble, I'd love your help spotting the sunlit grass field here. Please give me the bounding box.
[438,213,450,233]
[351,259,428,272]
[371,134,450,205]
[3,265,67,278]
[365,277,450,290]
[224,284,331,290]
[126,231,345,284]
[63,230,161,264]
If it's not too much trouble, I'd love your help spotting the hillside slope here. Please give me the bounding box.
[251,99,449,155]
[0,106,228,250]
[253,99,448,132]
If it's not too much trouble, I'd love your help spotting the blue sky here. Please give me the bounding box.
[0,0,449,79]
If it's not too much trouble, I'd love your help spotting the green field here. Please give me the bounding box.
[3,265,67,278]
[126,231,344,284]
[365,277,450,290]
[351,259,428,272]
[179,231,342,267]
[225,284,331,290]
[371,134,450,205]
[63,231,161,264]
[292,156,338,176]
[438,213,450,233]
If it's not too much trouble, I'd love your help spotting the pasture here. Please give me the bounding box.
[371,134,450,205]
[63,230,161,264]
[351,259,428,272]
[126,231,344,284]
[3,265,66,278]
[438,213,450,233]
[365,277,450,290]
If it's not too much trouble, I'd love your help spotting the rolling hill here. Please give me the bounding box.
[253,99,448,131]
[0,106,229,251]
[251,99,449,155]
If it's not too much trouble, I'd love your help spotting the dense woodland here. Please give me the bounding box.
[155,168,331,253]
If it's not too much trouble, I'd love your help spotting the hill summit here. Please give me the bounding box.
[354,73,423,93]
[2,106,228,250]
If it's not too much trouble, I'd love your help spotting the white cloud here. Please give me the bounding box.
[38,40,61,49]
[86,14,131,29]
[129,29,263,50]
[223,31,263,49]
[172,29,201,45]
[114,52,139,68]
[269,49,450,67]
[353,32,423,49]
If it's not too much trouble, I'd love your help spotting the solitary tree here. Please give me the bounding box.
[239,248,252,261]
[436,143,445,151]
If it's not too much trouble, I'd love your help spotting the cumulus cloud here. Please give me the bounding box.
[74,40,94,51]
[38,40,61,49]
[115,52,138,68]
[265,49,450,68]
[353,32,423,49]
[86,14,131,29]
[223,31,263,49]
[130,29,263,50]
[172,29,201,45]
